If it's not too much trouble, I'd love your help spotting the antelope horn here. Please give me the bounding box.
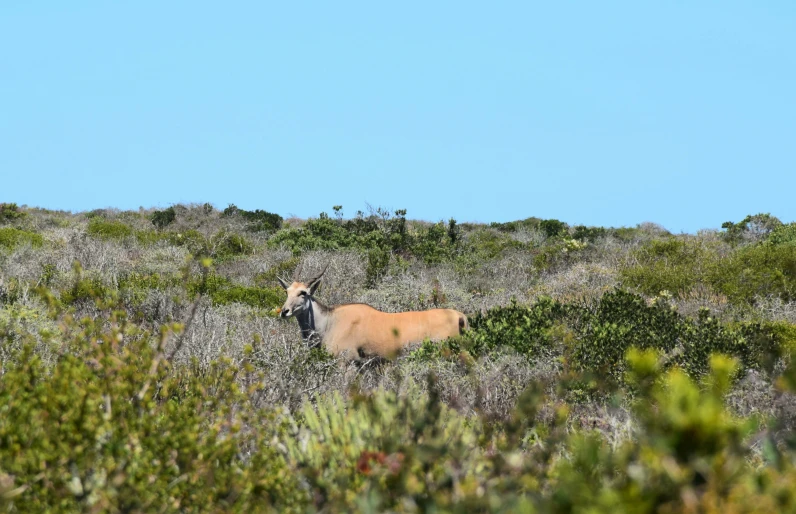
[277,275,291,288]
[292,261,304,281]
[306,262,330,285]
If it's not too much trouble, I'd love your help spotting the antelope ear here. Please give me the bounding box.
[277,276,290,290]
[308,277,322,295]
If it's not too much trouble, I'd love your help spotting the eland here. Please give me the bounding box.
[277,264,468,359]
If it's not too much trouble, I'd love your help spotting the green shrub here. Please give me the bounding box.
[411,221,455,264]
[224,204,283,232]
[620,238,720,298]
[0,227,43,250]
[169,229,209,255]
[572,225,607,242]
[539,218,568,238]
[490,216,542,232]
[365,248,390,287]
[254,257,302,286]
[212,232,253,260]
[60,275,113,306]
[766,222,796,246]
[722,212,783,245]
[568,289,780,380]
[0,203,25,223]
[0,301,304,511]
[188,273,282,310]
[150,206,176,229]
[87,218,134,241]
[711,243,796,304]
[223,204,283,232]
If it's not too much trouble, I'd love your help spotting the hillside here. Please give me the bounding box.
[1,202,796,512]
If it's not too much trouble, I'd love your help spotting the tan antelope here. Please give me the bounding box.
[277,264,468,359]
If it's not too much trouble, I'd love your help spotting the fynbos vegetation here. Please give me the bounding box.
[1,204,795,512]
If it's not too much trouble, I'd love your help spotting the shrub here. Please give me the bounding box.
[539,218,568,238]
[188,273,283,310]
[0,227,43,250]
[490,216,542,232]
[86,218,133,241]
[711,243,796,304]
[224,204,283,232]
[212,232,253,260]
[0,203,25,223]
[620,238,720,298]
[721,212,783,245]
[0,299,304,511]
[572,225,607,242]
[365,248,390,288]
[150,206,176,229]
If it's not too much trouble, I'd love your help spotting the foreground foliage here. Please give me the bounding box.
[1,205,796,512]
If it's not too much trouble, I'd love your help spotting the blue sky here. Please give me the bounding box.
[2,2,794,233]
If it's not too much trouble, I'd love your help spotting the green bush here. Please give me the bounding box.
[419,289,788,383]
[711,243,796,304]
[151,206,176,229]
[224,204,283,232]
[0,203,26,223]
[490,216,542,232]
[87,218,134,241]
[212,232,253,260]
[572,225,608,242]
[188,273,283,310]
[620,238,720,298]
[0,227,43,250]
[722,212,783,244]
[0,303,303,511]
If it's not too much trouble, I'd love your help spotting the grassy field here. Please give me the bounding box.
[1,203,796,512]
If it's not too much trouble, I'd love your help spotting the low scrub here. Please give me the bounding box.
[0,227,43,250]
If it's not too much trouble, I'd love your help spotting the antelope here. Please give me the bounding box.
[277,264,468,359]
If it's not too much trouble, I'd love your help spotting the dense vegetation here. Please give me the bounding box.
[1,203,795,512]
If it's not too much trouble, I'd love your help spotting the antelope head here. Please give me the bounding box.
[277,262,328,318]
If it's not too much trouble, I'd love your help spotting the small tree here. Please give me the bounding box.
[151,206,176,229]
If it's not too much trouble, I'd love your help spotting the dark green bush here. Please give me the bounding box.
[572,225,608,242]
[539,218,568,238]
[0,203,25,223]
[151,206,176,229]
[224,204,283,232]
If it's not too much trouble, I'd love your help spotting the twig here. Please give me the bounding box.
[136,297,201,403]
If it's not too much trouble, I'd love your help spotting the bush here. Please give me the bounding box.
[188,273,283,310]
[572,225,607,242]
[0,203,25,223]
[224,204,283,232]
[711,243,796,304]
[620,238,720,298]
[151,206,176,229]
[0,227,43,250]
[87,218,134,241]
[0,301,303,511]
[722,213,783,245]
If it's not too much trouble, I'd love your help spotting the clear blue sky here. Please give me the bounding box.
[2,2,794,233]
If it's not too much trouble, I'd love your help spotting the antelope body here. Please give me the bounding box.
[278,265,468,359]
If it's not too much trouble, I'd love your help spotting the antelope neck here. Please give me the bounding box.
[295,297,330,347]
